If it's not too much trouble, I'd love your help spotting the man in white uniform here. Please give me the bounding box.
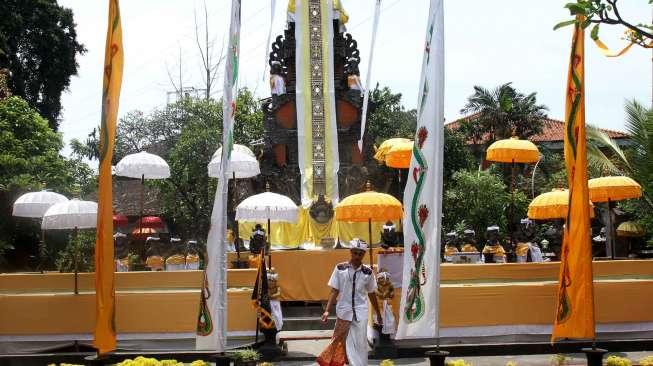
[317,239,382,366]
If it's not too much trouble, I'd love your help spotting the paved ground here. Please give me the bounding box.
[279,352,653,365]
[281,339,653,365]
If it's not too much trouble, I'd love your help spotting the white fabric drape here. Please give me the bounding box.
[357,0,382,151]
[397,0,444,340]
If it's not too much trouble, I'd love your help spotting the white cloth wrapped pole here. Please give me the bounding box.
[41,199,98,230]
[114,151,170,179]
[12,191,68,218]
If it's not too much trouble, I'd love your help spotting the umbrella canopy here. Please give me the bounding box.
[486,136,540,163]
[208,145,260,179]
[131,226,159,237]
[134,215,165,228]
[528,189,595,220]
[335,190,403,222]
[12,190,68,218]
[113,214,129,227]
[588,176,642,203]
[115,151,171,179]
[616,221,645,238]
[385,140,414,169]
[374,138,412,163]
[41,199,98,230]
[236,192,299,223]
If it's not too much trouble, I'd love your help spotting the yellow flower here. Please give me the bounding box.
[190,361,210,366]
[640,356,653,366]
[446,360,471,366]
[606,355,632,366]
[380,360,395,366]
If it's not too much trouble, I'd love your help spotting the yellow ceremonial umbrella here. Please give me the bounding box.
[616,221,645,238]
[528,188,595,220]
[486,135,540,244]
[588,176,642,258]
[373,138,411,164]
[588,176,642,203]
[486,136,540,164]
[385,140,414,169]
[335,182,403,268]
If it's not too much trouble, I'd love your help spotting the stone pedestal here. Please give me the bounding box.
[582,347,607,366]
[372,325,397,359]
[425,349,449,366]
[258,328,282,361]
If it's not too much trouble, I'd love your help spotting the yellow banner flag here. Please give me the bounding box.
[94,0,123,355]
[552,17,595,341]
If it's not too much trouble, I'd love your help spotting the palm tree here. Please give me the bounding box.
[587,99,653,209]
[460,82,548,146]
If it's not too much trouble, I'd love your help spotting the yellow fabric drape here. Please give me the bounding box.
[239,208,402,247]
[287,0,349,24]
[94,0,123,355]
[552,17,595,341]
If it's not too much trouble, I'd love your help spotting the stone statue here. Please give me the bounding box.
[592,227,608,257]
[165,238,186,271]
[443,231,459,262]
[482,225,506,263]
[145,237,164,271]
[114,232,129,272]
[185,240,201,270]
[270,61,286,108]
[380,221,398,249]
[515,218,543,262]
[461,228,478,253]
[249,224,267,268]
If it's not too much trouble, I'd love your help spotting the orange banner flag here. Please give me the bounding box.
[94,0,123,355]
[552,17,595,341]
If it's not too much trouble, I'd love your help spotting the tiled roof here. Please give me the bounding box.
[446,115,628,143]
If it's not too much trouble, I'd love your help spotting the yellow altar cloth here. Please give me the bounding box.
[238,207,401,248]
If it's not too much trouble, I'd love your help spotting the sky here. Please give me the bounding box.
[57,0,652,158]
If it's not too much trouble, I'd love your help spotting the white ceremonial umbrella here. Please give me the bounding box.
[42,199,98,294]
[115,151,170,235]
[208,145,260,179]
[13,190,69,271]
[209,145,260,264]
[236,190,298,268]
[41,199,98,230]
[13,190,69,218]
[114,151,171,179]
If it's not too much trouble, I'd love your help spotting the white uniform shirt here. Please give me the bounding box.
[328,262,377,322]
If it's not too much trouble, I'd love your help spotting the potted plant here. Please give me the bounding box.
[230,348,260,366]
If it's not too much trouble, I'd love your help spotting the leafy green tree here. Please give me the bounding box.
[586,99,653,238]
[0,0,86,130]
[554,1,653,50]
[366,85,417,146]
[460,83,548,150]
[0,96,95,269]
[443,170,528,240]
[443,129,475,183]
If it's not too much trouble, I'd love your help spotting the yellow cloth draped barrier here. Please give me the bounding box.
[238,207,401,247]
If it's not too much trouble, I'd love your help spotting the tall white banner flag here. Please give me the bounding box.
[196,0,241,351]
[396,0,444,340]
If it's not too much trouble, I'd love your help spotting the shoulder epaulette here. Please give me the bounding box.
[361,265,372,275]
[336,262,350,270]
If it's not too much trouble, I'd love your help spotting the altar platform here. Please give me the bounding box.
[1,255,652,353]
